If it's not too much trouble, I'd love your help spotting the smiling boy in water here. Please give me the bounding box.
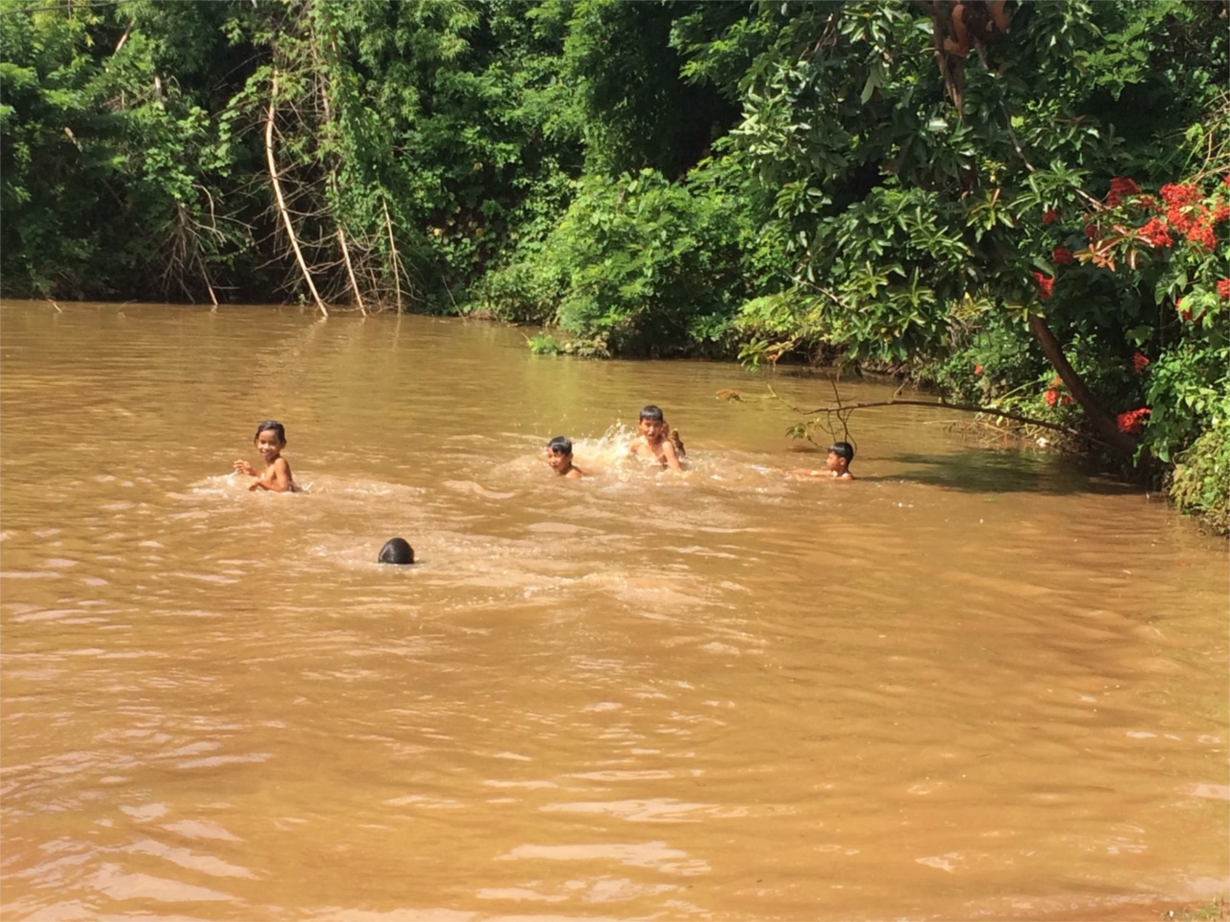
[234,420,297,492]
[629,405,685,471]
[545,436,587,479]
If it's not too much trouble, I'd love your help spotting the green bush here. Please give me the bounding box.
[540,168,753,356]
[1170,410,1230,535]
[468,261,567,324]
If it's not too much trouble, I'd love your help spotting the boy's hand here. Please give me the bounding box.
[234,460,256,476]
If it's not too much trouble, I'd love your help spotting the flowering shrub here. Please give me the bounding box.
[1028,171,1229,530]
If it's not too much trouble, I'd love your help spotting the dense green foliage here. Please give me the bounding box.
[1,0,1227,529]
[473,166,764,357]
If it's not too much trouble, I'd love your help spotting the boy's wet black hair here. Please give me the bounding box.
[828,441,855,462]
[254,420,287,443]
[639,405,665,422]
[378,537,414,565]
[547,436,573,455]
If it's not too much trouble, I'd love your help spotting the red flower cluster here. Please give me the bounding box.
[1160,183,1201,209]
[1187,221,1217,249]
[1117,407,1150,435]
[1218,279,1230,300]
[1043,209,1058,225]
[1043,376,1071,408]
[974,364,983,375]
[1132,352,1150,374]
[1138,217,1173,248]
[1052,246,1074,265]
[1158,182,1220,249]
[1106,176,1140,207]
[1043,385,1074,407]
[1033,272,1054,301]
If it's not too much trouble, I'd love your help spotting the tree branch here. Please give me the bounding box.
[766,383,1113,448]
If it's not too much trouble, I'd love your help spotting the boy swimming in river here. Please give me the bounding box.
[791,441,855,481]
[234,420,297,492]
[545,436,587,479]
[628,405,685,471]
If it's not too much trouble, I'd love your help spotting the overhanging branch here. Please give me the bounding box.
[765,383,1113,449]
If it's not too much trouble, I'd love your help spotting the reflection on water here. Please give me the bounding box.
[1,302,1226,921]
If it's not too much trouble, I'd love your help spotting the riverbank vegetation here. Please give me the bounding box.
[2,1,1226,530]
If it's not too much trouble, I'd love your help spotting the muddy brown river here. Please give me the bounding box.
[1,302,1226,921]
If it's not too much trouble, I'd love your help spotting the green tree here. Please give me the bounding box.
[724,1,1226,464]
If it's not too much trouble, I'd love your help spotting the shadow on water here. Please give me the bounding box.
[879,448,1144,496]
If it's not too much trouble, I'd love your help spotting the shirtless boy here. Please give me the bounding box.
[234,420,297,492]
[629,405,684,472]
[791,441,855,481]
[545,436,587,479]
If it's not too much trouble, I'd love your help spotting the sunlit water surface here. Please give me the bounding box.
[1,302,1226,921]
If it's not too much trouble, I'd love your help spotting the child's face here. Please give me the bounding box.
[825,450,845,472]
[256,429,285,463]
[546,448,572,473]
[638,417,666,441]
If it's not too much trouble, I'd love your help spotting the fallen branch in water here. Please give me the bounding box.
[765,382,1109,448]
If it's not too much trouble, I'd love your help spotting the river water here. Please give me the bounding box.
[1,301,1226,921]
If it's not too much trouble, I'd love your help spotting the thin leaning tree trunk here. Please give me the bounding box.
[265,68,328,318]
[336,226,367,316]
[382,198,403,313]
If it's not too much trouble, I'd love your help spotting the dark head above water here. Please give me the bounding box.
[378,537,414,565]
